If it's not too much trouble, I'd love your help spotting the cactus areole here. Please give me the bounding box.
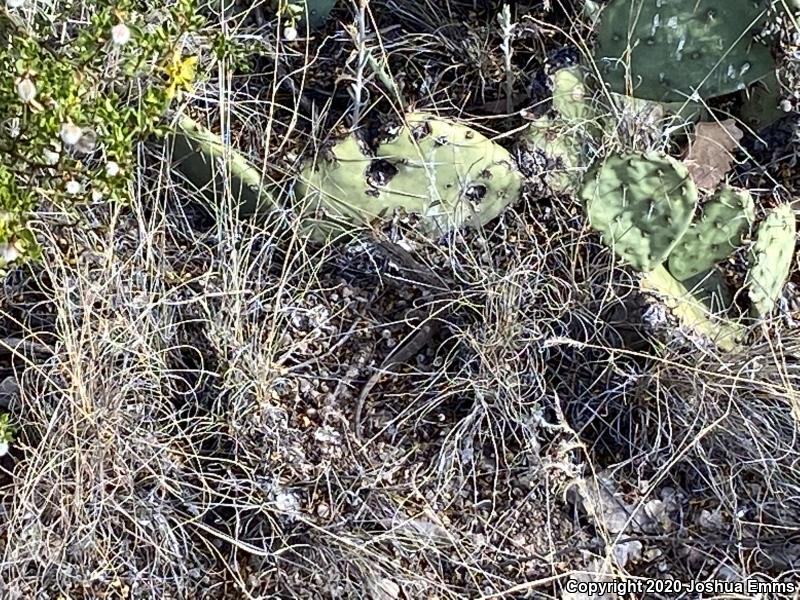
[594,0,775,102]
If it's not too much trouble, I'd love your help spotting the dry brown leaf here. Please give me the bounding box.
[683,119,744,190]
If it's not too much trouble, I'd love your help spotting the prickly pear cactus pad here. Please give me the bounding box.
[593,0,775,102]
[297,113,523,239]
[642,265,743,351]
[303,0,337,29]
[746,203,797,318]
[580,152,698,272]
[523,117,586,194]
[668,186,755,280]
[552,67,595,125]
[170,116,274,217]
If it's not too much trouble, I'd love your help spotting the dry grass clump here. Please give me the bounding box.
[0,0,799,598]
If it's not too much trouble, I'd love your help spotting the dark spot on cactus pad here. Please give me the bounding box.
[480,169,493,179]
[433,136,448,146]
[691,51,701,60]
[366,159,399,187]
[465,184,488,202]
[365,188,381,198]
[546,46,580,72]
[411,121,431,141]
[465,130,475,139]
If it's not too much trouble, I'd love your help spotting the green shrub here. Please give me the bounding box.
[0,0,204,271]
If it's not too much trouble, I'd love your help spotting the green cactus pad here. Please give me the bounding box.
[668,186,754,280]
[642,265,743,351]
[553,67,594,124]
[523,117,586,194]
[580,152,698,272]
[170,116,275,217]
[594,0,775,102]
[552,67,603,140]
[680,268,735,314]
[298,113,523,239]
[746,203,797,317]
[735,71,785,132]
[302,0,337,29]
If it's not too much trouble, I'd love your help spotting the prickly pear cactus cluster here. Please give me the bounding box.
[593,0,776,102]
[297,112,523,239]
[170,112,522,240]
[579,148,797,349]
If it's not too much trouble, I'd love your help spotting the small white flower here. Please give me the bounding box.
[91,189,104,202]
[43,149,60,165]
[16,78,36,103]
[0,441,8,457]
[60,123,83,146]
[65,180,82,195]
[111,23,131,46]
[0,243,20,264]
[6,0,24,9]
[283,26,298,42]
[105,161,120,177]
